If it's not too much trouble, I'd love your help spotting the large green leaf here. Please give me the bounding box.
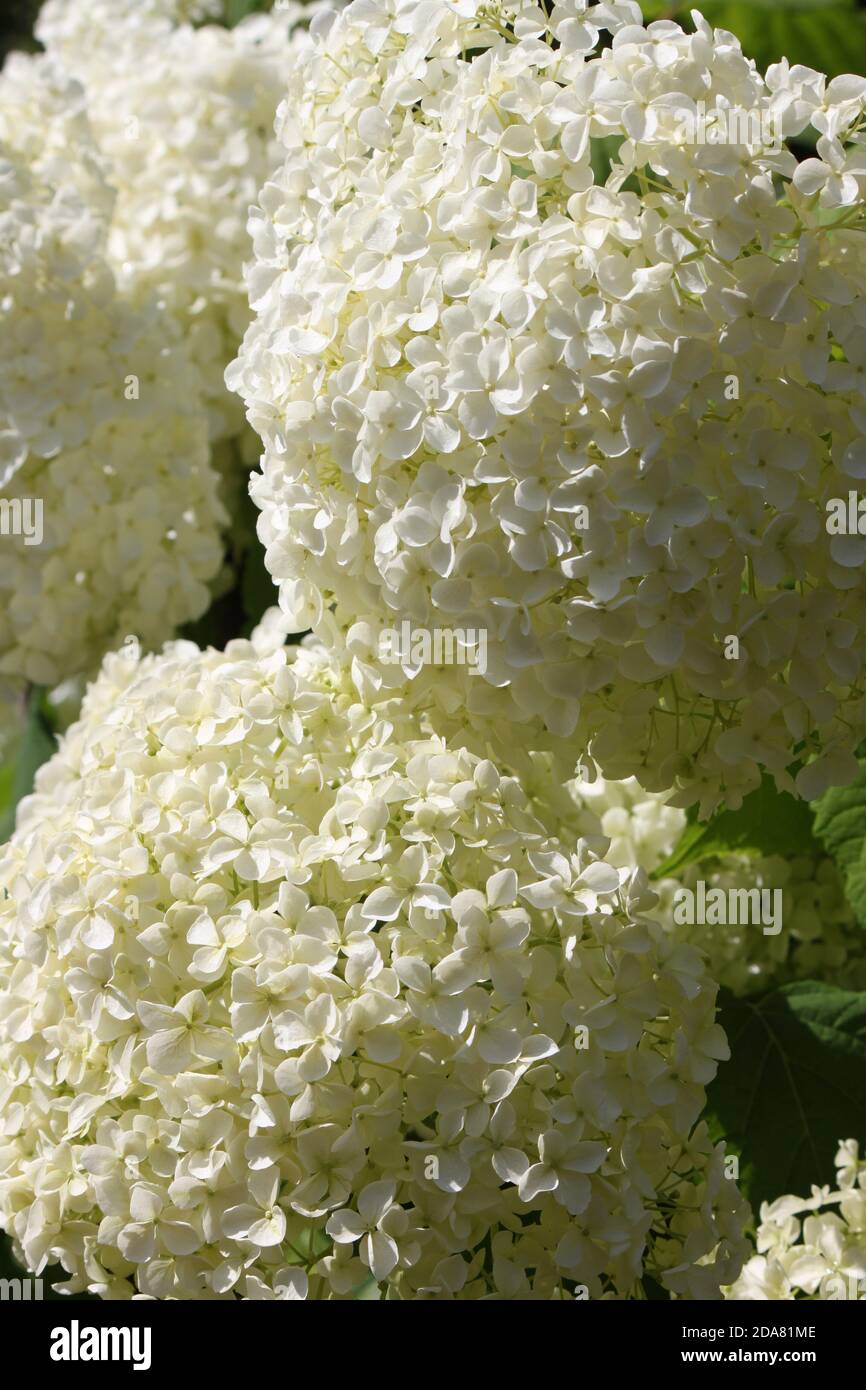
[812,760,866,930]
[813,758,866,876]
[651,775,819,879]
[707,983,866,1209]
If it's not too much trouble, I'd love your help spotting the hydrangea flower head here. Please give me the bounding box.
[0,621,746,1299]
[727,1141,866,1300]
[36,0,321,442]
[0,58,226,688]
[230,0,866,813]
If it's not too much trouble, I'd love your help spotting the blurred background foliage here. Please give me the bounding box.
[0,0,40,59]
[0,0,866,1299]
[642,0,866,77]
[3,0,866,69]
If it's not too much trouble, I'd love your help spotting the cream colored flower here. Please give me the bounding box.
[230,0,866,813]
[0,629,747,1299]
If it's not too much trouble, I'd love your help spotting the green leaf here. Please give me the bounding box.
[0,693,56,844]
[703,1110,759,1203]
[813,760,866,929]
[813,758,866,876]
[651,775,820,880]
[706,982,866,1209]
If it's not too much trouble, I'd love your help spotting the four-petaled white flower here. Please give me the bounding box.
[326,1181,409,1283]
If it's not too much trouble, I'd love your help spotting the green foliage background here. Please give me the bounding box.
[644,0,866,77]
[2,0,866,1298]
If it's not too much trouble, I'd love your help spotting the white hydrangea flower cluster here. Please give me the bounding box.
[726,1141,866,1300]
[576,777,866,996]
[0,59,226,688]
[37,0,225,33]
[230,0,866,814]
[35,0,319,442]
[577,775,685,872]
[0,55,112,491]
[0,51,113,248]
[0,625,747,1299]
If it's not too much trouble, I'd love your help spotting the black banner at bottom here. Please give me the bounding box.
[0,1292,856,1376]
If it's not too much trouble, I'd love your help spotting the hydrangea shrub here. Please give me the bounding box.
[1,0,866,1307]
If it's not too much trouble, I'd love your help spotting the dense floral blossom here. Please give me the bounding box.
[0,59,226,688]
[575,777,866,996]
[36,0,319,442]
[0,51,114,252]
[39,0,225,29]
[230,0,866,814]
[726,1141,866,1300]
[0,622,747,1299]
